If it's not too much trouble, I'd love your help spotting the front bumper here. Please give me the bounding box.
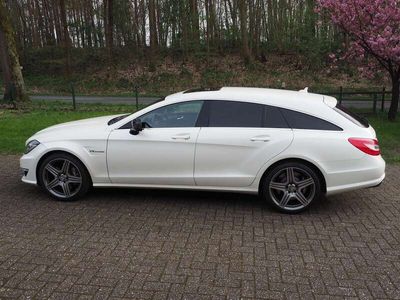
[20,144,47,185]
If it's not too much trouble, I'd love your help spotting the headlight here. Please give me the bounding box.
[25,140,40,154]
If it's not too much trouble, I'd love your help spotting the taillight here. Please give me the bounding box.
[348,138,380,156]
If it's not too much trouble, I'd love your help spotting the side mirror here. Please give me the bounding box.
[129,119,143,135]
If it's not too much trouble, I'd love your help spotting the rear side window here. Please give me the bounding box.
[208,101,264,127]
[280,108,342,131]
[334,104,369,128]
[264,106,289,128]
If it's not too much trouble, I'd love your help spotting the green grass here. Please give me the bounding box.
[0,102,138,154]
[368,115,400,163]
[0,104,399,163]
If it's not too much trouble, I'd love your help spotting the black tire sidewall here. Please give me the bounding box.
[37,152,91,201]
[261,161,321,213]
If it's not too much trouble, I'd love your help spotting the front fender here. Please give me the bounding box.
[27,141,110,184]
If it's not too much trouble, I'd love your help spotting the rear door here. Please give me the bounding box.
[194,101,294,187]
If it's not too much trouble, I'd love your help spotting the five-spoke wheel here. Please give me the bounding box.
[38,153,91,201]
[262,162,321,213]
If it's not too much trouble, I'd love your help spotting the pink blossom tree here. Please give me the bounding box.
[316,0,400,121]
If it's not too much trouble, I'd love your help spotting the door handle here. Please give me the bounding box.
[250,135,270,142]
[171,134,190,140]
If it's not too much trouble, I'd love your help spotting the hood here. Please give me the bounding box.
[30,114,124,143]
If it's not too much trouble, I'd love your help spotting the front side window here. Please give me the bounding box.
[207,101,264,127]
[139,101,204,128]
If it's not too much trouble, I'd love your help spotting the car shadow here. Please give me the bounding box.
[85,186,337,215]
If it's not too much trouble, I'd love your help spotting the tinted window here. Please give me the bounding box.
[138,101,204,128]
[334,104,369,128]
[280,108,342,131]
[208,101,263,127]
[264,106,289,128]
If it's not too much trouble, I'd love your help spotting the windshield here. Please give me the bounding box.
[107,97,165,126]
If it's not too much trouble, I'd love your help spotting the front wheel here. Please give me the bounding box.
[261,162,322,213]
[37,153,91,201]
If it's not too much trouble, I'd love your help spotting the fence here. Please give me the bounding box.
[64,83,392,113]
[314,87,392,113]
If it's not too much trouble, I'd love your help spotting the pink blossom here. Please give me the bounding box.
[316,0,400,77]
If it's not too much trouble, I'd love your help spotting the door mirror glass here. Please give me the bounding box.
[129,119,143,135]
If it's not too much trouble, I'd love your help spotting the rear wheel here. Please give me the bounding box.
[38,153,91,201]
[261,162,322,213]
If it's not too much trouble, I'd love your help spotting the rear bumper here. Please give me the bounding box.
[325,155,386,195]
[326,173,385,195]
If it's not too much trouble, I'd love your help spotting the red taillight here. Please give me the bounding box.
[348,138,380,156]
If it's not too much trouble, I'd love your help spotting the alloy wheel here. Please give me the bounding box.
[42,158,82,199]
[269,167,316,211]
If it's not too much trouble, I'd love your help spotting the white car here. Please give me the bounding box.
[20,87,385,213]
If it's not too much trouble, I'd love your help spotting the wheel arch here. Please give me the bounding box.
[36,150,93,187]
[258,158,327,195]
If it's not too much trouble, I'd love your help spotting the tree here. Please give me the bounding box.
[148,0,158,52]
[317,0,400,121]
[104,0,113,57]
[238,0,252,63]
[59,0,71,77]
[0,0,29,105]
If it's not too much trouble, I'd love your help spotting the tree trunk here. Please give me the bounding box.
[239,0,252,64]
[104,0,113,57]
[0,28,12,100]
[0,1,29,105]
[388,73,399,121]
[60,0,71,78]
[148,0,158,51]
[190,0,200,49]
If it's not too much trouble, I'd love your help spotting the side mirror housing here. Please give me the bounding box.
[129,119,143,135]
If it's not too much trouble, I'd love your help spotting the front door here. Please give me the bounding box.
[107,101,204,185]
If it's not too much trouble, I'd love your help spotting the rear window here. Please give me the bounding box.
[334,104,369,128]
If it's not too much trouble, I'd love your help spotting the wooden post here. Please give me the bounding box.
[134,84,139,111]
[381,87,385,112]
[70,82,76,110]
[339,86,343,105]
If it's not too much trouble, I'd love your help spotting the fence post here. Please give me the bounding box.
[373,93,377,114]
[339,86,343,105]
[381,87,385,112]
[134,84,139,111]
[70,82,76,110]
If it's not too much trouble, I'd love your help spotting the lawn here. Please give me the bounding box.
[0,102,399,163]
[0,102,138,154]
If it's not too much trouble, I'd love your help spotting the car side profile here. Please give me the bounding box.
[20,87,385,213]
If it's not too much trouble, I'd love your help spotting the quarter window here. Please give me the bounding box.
[280,108,342,131]
[137,101,204,128]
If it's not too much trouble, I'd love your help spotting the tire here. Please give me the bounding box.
[260,161,322,213]
[37,152,91,201]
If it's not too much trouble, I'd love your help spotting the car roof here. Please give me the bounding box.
[164,87,335,111]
